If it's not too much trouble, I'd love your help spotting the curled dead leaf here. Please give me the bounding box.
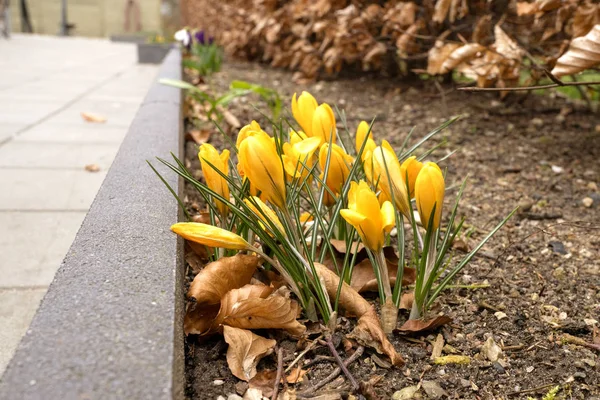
[350,257,416,294]
[433,0,452,23]
[440,43,486,74]
[551,24,600,77]
[427,41,461,75]
[186,129,211,144]
[81,112,107,123]
[396,315,452,334]
[216,284,306,336]
[223,326,276,381]
[187,254,260,305]
[399,292,414,310]
[315,263,404,366]
[286,366,308,383]
[493,25,525,61]
[184,303,220,335]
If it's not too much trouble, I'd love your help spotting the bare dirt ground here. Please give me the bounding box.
[183,61,600,400]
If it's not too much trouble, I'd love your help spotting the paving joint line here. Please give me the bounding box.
[0,209,89,213]
[0,285,49,291]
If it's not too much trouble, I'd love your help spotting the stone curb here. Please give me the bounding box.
[0,49,185,400]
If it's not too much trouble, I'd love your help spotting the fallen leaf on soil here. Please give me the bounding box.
[551,25,600,77]
[248,369,276,397]
[186,129,211,144]
[315,263,405,366]
[422,380,448,399]
[430,334,444,360]
[286,366,308,383]
[399,292,414,310]
[185,248,205,274]
[396,315,452,334]
[223,109,241,128]
[223,326,276,381]
[350,258,416,293]
[84,163,100,172]
[433,355,471,365]
[81,112,107,123]
[216,284,306,336]
[393,385,420,400]
[187,254,260,305]
[184,303,220,335]
[479,336,503,362]
[329,238,364,255]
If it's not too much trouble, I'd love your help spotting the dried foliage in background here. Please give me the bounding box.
[182,0,600,87]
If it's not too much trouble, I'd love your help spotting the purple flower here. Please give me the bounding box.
[194,30,215,45]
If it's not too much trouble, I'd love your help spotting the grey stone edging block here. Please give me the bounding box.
[0,49,185,400]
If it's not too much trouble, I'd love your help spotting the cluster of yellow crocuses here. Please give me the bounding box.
[172,91,446,331]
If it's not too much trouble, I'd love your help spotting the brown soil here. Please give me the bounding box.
[182,61,600,400]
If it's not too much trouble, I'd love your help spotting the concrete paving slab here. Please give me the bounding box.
[43,99,143,127]
[14,123,128,144]
[0,142,120,169]
[0,168,108,210]
[0,101,65,125]
[0,289,46,376]
[0,211,86,287]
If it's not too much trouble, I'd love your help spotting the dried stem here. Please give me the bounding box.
[272,347,284,400]
[298,346,364,396]
[325,336,359,392]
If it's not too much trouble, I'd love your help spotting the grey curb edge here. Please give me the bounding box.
[0,49,185,400]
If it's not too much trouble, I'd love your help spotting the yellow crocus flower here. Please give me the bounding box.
[238,132,287,209]
[355,121,376,159]
[318,143,353,207]
[236,120,266,149]
[171,222,250,250]
[312,103,337,145]
[340,181,395,252]
[415,162,445,231]
[400,156,423,199]
[364,140,411,218]
[292,92,318,137]
[244,196,285,235]
[198,144,230,218]
[281,135,321,181]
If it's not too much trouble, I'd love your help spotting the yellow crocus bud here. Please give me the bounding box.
[400,156,423,199]
[312,103,337,145]
[364,140,411,218]
[318,143,353,206]
[292,92,318,137]
[199,144,230,218]
[171,222,250,250]
[281,136,321,181]
[244,196,285,235]
[340,181,395,252]
[238,132,287,209]
[355,121,376,159]
[415,162,445,231]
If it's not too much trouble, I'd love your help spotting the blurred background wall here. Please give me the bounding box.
[9,0,164,38]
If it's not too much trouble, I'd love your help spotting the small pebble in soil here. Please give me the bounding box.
[228,395,242,400]
[213,379,225,385]
[492,361,506,374]
[495,311,508,320]
[574,372,587,380]
[582,197,594,208]
[526,366,534,373]
[552,267,566,279]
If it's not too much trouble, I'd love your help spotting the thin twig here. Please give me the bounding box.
[325,336,359,391]
[284,336,323,373]
[302,355,336,369]
[272,348,284,400]
[457,80,600,92]
[299,346,364,396]
[507,383,556,396]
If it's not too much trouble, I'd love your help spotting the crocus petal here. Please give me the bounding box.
[380,201,396,233]
[415,162,445,231]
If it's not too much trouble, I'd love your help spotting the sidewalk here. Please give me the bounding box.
[0,34,159,376]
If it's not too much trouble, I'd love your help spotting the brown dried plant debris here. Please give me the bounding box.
[551,24,600,77]
[223,325,277,381]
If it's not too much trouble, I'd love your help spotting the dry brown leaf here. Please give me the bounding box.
[494,25,525,60]
[184,303,220,335]
[223,326,276,381]
[427,41,461,75]
[350,258,416,293]
[397,315,452,334]
[516,2,539,16]
[433,0,452,23]
[223,109,241,129]
[551,24,600,77]
[249,370,276,397]
[188,254,261,305]
[537,0,561,12]
[399,292,414,310]
[315,263,405,366]
[286,366,308,383]
[186,129,211,144]
[472,15,492,44]
[440,43,486,74]
[84,164,100,173]
[396,21,423,56]
[329,239,364,255]
[216,285,306,336]
[572,3,600,38]
[81,112,107,123]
